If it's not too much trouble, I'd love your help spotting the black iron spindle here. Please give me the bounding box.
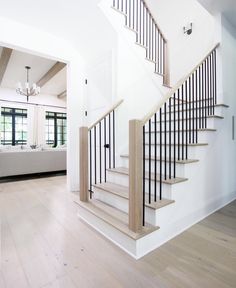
[173,93,176,178]
[99,122,102,183]
[185,81,188,160]
[94,126,97,184]
[169,97,171,179]
[143,125,146,225]
[154,113,157,202]
[178,88,180,160]
[159,108,162,200]
[89,130,92,197]
[164,102,167,179]
[104,117,107,182]
[148,119,151,204]
[113,110,115,168]
[109,113,111,169]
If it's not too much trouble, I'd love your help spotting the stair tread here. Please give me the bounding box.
[120,154,199,164]
[107,167,188,184]
[94,182,175,210]
[75,199,159,240]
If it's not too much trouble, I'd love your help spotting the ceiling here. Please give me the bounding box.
[197,0,236,28]
[0,0,116,63]
[0,47,67,96]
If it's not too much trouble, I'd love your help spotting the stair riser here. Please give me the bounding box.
[151,117,218,130]
[106,170,172,197]
[157,106,224,117]
[144,131,211,144]
[144,145,207,158]
[149,108,224,122]
[120,157,188,178]
[93,187,158,225]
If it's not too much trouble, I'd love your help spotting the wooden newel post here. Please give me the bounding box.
[163,40,170,87]
[129,120,143,232]
[79,127,89,202]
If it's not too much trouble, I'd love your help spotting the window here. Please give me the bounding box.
[0,107,27,146]
[45,111,67,147]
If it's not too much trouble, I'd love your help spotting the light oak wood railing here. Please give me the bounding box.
[129,43,220,231]
[80,99,124,202]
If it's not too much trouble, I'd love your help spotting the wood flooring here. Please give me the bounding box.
[0,175,235,288]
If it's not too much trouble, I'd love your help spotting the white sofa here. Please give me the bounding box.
[0,149,66,177]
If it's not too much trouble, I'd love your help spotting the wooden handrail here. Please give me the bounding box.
[141,42,220,125]
[88,99,124,130]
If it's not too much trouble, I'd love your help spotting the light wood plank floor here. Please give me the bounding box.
[0,176,235,288]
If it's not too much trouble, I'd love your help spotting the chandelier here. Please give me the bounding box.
[16,66,40,102]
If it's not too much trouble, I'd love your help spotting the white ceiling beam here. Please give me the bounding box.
[37,61,66,88]
[0,47,13,85]
[57,90,67,99]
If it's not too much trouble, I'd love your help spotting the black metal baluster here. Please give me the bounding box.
[178,89,180,160]
[89,130,92,198]
[139,0,141,44]
[109,113,111,169]
[143,125,146,226]
[207,57,210,117]
[199,66,202,129]
[173,93,176,178]
[99,122,102,183]
[142,1,145,46]
[189,77,191,144]
[181,85,184,160]
[202,63,205,128]
[204,60,207,128]
[148,119,151,204]
[185,81,188,160]
[154,113,157,202]
[214,49,217,105]
[210,53,214,115]
[104,117,107,182]
[209,54,212,115]
[192,73,195,143]
[164,102,167,179]
[159,108,162,200]
[113,110,115,168]
[195,70,198,143]
[94,126,97,185]
[169,98,171,179]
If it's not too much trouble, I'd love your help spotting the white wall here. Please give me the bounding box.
[86,50,115,126]
[146,0,216,85]
[0,87,66,147]
[220,15,236,192]
[0,16,85,191]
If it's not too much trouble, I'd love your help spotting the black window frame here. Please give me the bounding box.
[45,111,67,147]
[1,107,28,146]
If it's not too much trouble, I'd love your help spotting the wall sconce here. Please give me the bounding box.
[183,23,193,35]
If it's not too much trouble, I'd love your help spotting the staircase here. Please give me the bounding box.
[75,1,230,259]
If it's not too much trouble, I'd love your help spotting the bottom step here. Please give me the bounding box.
[75,199,159,240]
[75,198,163,259]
